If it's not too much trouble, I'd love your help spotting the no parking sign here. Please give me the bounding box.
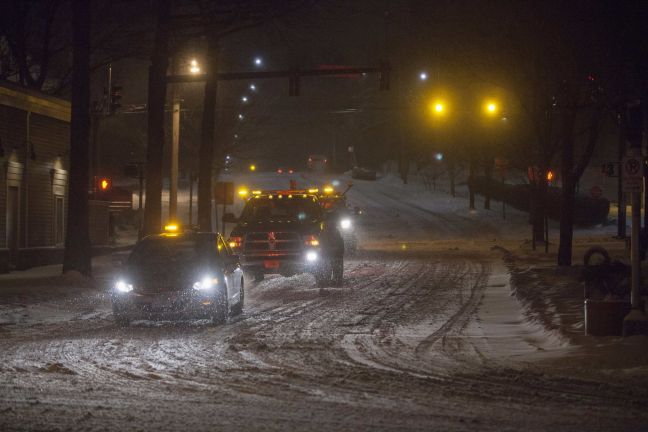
[622,148,644,192]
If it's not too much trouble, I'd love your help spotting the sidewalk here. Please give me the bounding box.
[497,235,648,384]
[0,252,128,303]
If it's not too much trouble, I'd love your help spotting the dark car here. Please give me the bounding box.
[351,166,377,180]
[227,191,339,285]
[111,231,244,326]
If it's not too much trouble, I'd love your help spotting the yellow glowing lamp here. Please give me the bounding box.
[252,190,262,195]
[164,223,179,233]
[99,178,110,191]
[249,164,256,172]
[323,186,334,194]
[238,188,249,198]
[546,170,554,181]
[228,241,237,248]
[484,101,499,116]
[308,188,319,193]
[429,100,446,117]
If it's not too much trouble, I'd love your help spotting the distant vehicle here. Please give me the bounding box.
[307,154,328,172]
[351,166,377,180]
[111,229,244,326]
[226,190,342,286]
[277,167,295,174]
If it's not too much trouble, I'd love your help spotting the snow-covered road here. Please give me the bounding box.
[1,172,647,431]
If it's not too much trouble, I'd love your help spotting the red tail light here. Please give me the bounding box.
[303,234,319,247]
[228,236,243,249]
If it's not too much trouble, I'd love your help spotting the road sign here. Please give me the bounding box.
[622,149,644,192]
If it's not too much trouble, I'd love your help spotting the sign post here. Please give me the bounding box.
[622,148,647,335]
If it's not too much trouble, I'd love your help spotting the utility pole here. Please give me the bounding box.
[169,57,181,221]
[170,94,180,221]
[617,111,626,238]
[623,101,647,336]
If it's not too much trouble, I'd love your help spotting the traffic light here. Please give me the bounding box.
[99,177,111,191]
[109,85,122,114]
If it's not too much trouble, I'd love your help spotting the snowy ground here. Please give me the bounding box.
[1,171,647,431]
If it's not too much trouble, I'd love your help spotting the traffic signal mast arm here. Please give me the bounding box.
[166,62,391,92]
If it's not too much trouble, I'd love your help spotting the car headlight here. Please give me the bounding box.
[115,280,133,293]
[193,276,218,291]
[340,218,352,230]
[306,251,318,262]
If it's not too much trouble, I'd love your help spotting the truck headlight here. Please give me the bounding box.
[115,280,133,293]
[306,251,318,262]
[193,276,218,291]
[340,218,352,230]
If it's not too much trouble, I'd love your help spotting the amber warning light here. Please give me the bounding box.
[164,223,179,232]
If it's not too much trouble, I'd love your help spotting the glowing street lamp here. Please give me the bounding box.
[189,59,200,74]
[249,164,256,172]
[238,113,244,120]
[241,96,248,103]
[254,57,263,67]
[483,100,499,116]
[419,71,428,81]
[430,100,446,116]
[249,83,257,91]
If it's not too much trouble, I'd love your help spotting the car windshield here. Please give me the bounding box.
[128,236,216,268]
[240,197,321,222]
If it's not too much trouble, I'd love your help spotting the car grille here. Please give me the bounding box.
[136,284,184,295]
[244,232,302,254]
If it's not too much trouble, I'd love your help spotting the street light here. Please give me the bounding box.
[249,164,256,172]
[189,59,200,74]
[429,100,446,116]
[419,72,428,81]
[241,96,248,103]
[249,83,256,91]
[254,57,262,67]
[238,113,244,120]
[483,100,499,116]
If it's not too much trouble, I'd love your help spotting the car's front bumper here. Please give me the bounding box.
[239,250,321,275]
[111,288,223,319]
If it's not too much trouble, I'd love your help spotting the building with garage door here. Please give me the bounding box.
[0,81,70,272]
